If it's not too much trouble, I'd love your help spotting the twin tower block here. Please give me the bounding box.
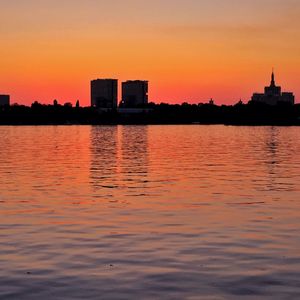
[91,79,148,109]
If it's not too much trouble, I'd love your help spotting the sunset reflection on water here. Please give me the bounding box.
[0,125,300,299]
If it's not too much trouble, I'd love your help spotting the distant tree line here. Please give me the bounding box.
[0,100,300,125]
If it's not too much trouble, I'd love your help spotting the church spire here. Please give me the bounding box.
[271,68,275,87]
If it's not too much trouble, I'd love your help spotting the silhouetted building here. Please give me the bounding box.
[91,79,118,109]
[251,71,294,105]
[121,80,148,107]
[0,95,10,106]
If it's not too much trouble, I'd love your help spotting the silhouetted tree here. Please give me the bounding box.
[31,101,42,108]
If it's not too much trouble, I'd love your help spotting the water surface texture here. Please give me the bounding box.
[0,125,300,299]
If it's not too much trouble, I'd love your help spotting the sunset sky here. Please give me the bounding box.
[1,0,300,106]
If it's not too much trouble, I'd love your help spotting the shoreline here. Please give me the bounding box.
[1,122,300,126]
[1,102,300,126]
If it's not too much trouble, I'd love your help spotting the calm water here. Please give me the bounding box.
[0,125,300,299]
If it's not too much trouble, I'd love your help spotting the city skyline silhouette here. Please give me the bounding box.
[1,70,297,108]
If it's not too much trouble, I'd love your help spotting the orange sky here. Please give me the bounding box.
[0,0,300,106]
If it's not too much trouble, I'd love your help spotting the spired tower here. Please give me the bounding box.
[264,70,281,97]
[251,70,294,105]
[271,70,275,86]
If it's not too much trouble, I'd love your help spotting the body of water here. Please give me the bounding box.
[0,125,300,299]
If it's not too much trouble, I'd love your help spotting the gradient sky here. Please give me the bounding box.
[1,0,300,105]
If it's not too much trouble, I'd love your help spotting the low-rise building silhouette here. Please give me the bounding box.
[251,71,294,105]
[0,95,10,106]
[121,80,148,107]
[91,79,118,109]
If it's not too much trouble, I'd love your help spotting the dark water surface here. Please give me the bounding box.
[0,125,300,299]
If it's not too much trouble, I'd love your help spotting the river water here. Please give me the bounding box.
[0,125,300,299]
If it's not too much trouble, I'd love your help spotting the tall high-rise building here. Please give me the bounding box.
[251,71,294,105]
[91,79,118,108]
[0,95,10,106]
[121,80,148,107]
